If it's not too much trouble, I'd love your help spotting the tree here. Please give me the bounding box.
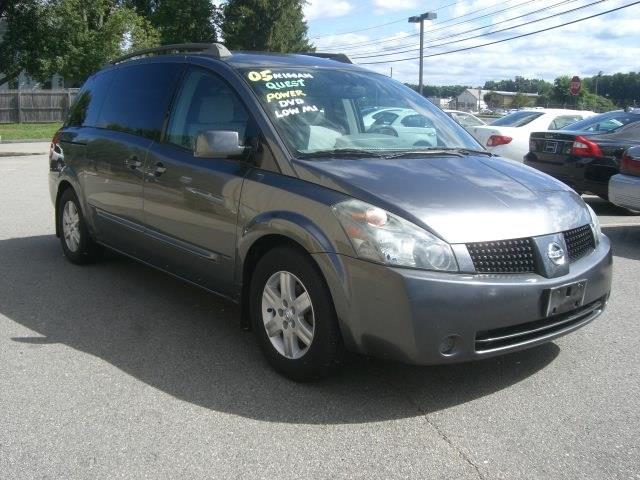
[150,0,219,44]
[512,92,534,108]
[579,92,616,112]
[406,84,468,98]
[48,0,160,86]
[484,91,501,108]
[0,1,51,87]
[222,0,313,52]
[483,77,552,95]
[0,0,160,87]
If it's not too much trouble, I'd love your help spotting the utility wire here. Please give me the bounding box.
[309,0,466,40]
[357,0,640,64]
[351,0,604,59]
[319,0,538,51]
[310,18,406,40]
[348,0,580,58]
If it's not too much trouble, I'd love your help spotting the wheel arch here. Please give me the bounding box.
[237,211,343,331]
[54,180,75,238]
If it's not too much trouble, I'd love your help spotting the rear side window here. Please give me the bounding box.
[97,63,184,140]
[561,111,640,133]
[491,111,543,127]
[401,114,433,128]
[371,111,398,126]
[66,70,114,127]
[455,113,484,127]
[548,115,582,130]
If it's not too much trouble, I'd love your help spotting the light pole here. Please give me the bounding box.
[409,11,437,96]
[595,70,603,96]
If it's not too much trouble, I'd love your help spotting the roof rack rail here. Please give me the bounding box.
[303,52,353,64]
[110,43,232,65]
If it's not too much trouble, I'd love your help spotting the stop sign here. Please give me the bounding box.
[569,75,581,96]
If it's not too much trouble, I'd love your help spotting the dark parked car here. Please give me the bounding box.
[609,146,640,211]
[524,109,640,199]
[50,43,612,381]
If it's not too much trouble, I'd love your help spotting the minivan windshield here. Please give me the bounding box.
[240,67,481,156]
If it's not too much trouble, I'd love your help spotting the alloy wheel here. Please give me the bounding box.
[261,271,315,359]
[62,200,81,252]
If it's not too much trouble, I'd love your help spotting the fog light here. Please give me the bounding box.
[440,335,460,356]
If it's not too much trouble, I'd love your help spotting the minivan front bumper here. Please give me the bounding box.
[313,234,612,364]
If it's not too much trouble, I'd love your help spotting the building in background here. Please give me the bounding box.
[456,88,539,111]
[427,96,455,109]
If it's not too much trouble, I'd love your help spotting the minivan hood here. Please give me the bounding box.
[293,155,592,244]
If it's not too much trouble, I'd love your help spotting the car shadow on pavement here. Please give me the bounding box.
[603,225,640,262]
[584,195,639,217]
[0,235,561,425]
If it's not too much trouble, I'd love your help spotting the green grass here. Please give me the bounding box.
[0,123,62,141]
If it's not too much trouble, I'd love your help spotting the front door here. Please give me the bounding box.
[142,66,254,297]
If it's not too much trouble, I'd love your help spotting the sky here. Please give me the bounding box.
[302,0,640,87]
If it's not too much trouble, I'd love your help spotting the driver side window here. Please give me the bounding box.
[166,68,251,151]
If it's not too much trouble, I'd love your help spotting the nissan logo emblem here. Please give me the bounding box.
[547,242,566,266]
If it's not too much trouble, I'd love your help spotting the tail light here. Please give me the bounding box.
[570,135,602,157]
[487,135,512,147]
[49,130,63,166]
[621,152,640,177]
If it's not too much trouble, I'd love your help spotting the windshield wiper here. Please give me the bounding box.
[296,148,388,159]
[438,147,494,156]
[384,148,494,159]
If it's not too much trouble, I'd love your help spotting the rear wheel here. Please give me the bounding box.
[57,188,103,264]
[249,247,344,381]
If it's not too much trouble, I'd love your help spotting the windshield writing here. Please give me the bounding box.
[242,67,480,156]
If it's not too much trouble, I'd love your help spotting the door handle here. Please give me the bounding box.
[124,155,142,169]
[153,162,167,176]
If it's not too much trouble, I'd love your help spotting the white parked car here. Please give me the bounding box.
[443,109,486,134]
[609,146,640,211]
[471,108,596,161]
[363,108,437,147]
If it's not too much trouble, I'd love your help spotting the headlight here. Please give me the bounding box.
[586,204,601,245]
[332,199,458,272]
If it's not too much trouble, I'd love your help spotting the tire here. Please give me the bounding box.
[249,246,344,381]
[57,188,103,264]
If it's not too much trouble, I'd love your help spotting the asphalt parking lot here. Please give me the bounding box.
[1,154,639,480]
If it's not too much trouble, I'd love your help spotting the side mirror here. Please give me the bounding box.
[194,130,247,159]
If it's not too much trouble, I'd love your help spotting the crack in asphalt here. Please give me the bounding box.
[385,376,486,480]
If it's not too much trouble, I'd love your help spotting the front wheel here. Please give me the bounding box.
[249,247,344,381]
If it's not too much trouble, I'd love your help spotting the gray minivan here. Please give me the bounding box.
[50,44,612,380]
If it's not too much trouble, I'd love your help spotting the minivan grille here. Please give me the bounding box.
[466,238,536,273]
[475,298,603,352]
[467,224,595,274]
[563,224,595,261]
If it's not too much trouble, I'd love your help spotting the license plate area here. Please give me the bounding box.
[544,140,558,153]
[544,280,587,317]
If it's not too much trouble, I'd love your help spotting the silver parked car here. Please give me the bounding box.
[49,44,612,381]
[609,146,640,211]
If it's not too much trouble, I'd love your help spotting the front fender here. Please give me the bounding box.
[239,210,337,259]
[235,210,356,347]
